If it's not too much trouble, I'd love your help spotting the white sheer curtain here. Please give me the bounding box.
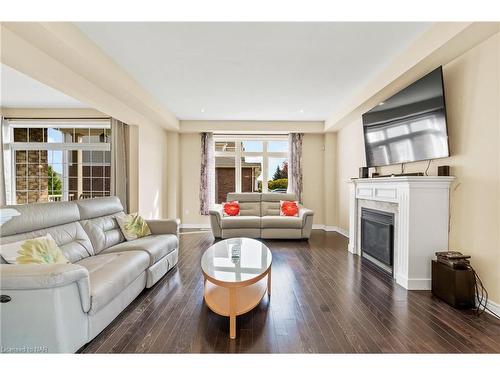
[287,133,303,203]
[199,132,214,215]
[111,118,129,212]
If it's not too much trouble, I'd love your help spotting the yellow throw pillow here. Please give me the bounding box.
[0,234,69,265]
[116,213,152,241]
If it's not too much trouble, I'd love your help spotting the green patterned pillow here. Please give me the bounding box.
[116,213,152,241]
[0,233,69,265]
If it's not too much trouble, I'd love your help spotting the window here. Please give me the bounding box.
[214,136,288,203]
[5,120,111,204]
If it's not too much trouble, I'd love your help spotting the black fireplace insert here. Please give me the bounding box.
[361,208,394,274]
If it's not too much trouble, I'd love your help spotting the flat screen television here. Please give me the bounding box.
[362,66,450,168]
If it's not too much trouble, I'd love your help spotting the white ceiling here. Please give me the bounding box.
[76,22,432,121]
[1,64,88,108]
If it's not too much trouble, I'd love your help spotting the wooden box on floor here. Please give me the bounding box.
[431,260,475,309]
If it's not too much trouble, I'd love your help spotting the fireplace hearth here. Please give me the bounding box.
[361,208,394,274]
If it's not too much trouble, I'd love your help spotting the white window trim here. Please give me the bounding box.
[8,119,110,128]
[5,119,112,204]
[214,135,288,195]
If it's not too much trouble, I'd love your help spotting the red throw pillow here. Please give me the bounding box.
[223,201,240,216]
[280,200,299,217]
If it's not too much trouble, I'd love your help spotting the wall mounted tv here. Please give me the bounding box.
[362,66,450,168]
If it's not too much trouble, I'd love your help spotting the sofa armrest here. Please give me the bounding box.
[299,207,314,220]
[0,263,91,312]
[299,207,314,239]
[208,205,223,238]
[209,205,223,224]
[146,218,180,236]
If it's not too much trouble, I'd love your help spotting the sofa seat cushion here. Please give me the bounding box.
[221,216,261,229]
[76,251,149,314]
[99,234,179,266]
[261,215,303,229]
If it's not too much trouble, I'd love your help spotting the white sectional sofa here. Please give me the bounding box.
[0,197,179,353]
[209,193,314,239]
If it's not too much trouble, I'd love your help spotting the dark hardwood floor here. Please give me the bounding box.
[81,230,500,353]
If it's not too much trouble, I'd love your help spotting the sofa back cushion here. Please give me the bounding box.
[0,221,94,263]
[80,214,125,254]
[76,196,124,220]
[76,197,126,254]
[261,193,298,216]
[226,193,261,216]
[0,201,80,237]
[0,200,95,263]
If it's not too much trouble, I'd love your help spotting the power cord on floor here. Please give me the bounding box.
[470,265,500,319]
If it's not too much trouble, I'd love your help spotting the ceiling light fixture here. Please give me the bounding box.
[378,102,385,106]
[299,109,304,113]
[200,108,205,113]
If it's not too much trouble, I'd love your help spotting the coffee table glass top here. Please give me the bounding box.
[201,238,272,284]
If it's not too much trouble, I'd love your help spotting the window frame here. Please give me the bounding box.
[6,119,111,204]
[214,135,288,196]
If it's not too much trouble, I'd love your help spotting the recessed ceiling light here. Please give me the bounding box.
[378,102,385,106]
[299,109,304,113]
[200,108,205,113]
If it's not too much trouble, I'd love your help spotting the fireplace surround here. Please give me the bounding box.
[348,176,455,290]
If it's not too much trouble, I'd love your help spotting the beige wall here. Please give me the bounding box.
[335,33,500,302]
[135,124,169,219]
[323,132,338,227]
[178,131,334,226]
[336,118,365,230]
[127,125,139,213]
[302,134,325,224]
[166,131,181,219]
[180,120,324,133]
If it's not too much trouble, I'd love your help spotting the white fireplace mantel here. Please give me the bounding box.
[348,176,455,290]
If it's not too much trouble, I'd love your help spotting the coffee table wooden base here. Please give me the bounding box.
[203,273,271,339]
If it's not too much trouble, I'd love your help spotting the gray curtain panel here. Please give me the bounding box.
[111,118,129,213]
[287,133,304,203]
[1,117,12,206]
[199,132,214,215]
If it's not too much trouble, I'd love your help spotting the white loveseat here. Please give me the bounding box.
[0,197,179,353]
[209,193,314,239]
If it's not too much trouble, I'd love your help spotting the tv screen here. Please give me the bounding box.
[362,67,449,168]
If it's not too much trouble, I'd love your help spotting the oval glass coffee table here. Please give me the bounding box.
[201,238,272,339]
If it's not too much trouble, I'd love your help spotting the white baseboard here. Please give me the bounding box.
[312,224,349,237]
[182,223,349,237]
[396,274,431,290]
[485,299,500,319]
[180,223,211,229]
